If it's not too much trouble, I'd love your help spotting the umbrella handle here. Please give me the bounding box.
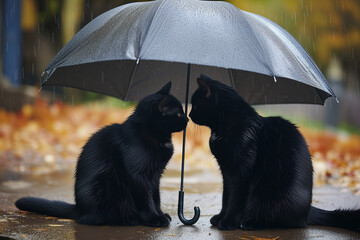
[178,190,200,225]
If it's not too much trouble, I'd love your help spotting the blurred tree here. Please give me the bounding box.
[62,0,84,45]
[228,0,360,89]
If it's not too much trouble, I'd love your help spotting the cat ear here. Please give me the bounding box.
[158,96,169,113]
[197,77,211,98]
[157,81,172,95]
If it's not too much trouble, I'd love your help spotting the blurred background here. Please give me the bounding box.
[0,0,360,190]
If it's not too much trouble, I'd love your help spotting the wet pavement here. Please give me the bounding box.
[1,164,360,240]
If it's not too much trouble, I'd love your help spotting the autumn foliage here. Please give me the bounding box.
[0,99,360,193]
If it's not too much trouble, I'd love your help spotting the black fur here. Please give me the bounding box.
[189,74,360,232]
[16,82,188,227]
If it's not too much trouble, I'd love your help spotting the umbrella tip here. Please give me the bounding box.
[335,97,340,104]
[273,76,277,83]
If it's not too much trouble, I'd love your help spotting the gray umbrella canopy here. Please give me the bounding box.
[42,0,335,105]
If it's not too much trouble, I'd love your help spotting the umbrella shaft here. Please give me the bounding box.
[180,64,191,192]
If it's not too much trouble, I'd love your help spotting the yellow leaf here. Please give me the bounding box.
[48,224,64,227]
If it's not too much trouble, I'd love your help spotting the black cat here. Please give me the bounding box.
[189,74,360,231]
[16,82,188,227]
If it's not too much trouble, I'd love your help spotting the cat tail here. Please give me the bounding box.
[307,206,360,232]
[15,197,79,220]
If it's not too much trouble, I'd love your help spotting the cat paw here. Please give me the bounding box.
[210,214,222,226]
[163,213,172,222]
[217,218,238,230]
[142,214,171,227]
[239,221,259,231]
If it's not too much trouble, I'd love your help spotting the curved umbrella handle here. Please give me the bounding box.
[178,190,200,225]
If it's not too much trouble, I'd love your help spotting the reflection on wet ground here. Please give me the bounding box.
[1,164,360,240]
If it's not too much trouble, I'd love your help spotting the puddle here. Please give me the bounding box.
[2,181,32,190]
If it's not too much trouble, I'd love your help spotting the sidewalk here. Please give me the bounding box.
[1,165,360,240]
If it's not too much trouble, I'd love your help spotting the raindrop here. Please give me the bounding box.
[31,63,34,75]
[52,32,55,45]
[38,37,41,53]
[72,95,74,106]
[306,4,309,17]
[312,41,316,53]
[303,21,306,35]
[33,45,36,57]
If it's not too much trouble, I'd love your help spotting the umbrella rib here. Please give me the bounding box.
[125,59,140,101]
[239,11,274,75]
[228,69,235,88]
[138,0,169,59]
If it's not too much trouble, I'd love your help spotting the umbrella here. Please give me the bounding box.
[41,0,336,225]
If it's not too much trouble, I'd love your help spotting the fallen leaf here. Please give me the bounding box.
[48,224,64,227]
[154,228,162,232]
[58,219,74,222]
